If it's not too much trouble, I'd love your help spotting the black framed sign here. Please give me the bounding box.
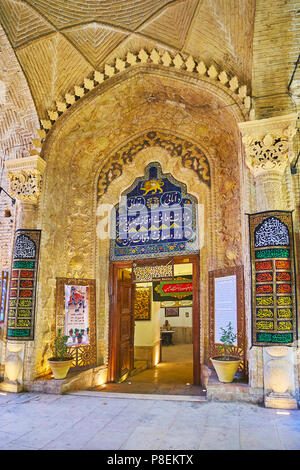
[6,229,41,340]
[249,211,297,346]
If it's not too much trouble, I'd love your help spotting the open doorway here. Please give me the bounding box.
[132,262,193,387]
[105,256,204,396]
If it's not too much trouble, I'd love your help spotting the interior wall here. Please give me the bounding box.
[160,307,192,328]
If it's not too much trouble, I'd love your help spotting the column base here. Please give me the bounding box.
[265,392,298,409]
[0,379,23,393]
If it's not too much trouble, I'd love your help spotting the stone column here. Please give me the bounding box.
[0,155,46,392]
[238,113,298,407]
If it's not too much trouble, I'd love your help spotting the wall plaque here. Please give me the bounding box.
[209,266,246,375]
[214,275,237,344]
[6,229,41,340]
[153,275,193,301]
[110,162,199,260]
[249,211,297,346]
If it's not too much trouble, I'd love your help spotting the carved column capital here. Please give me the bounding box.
[238,113,298,178]
[5,155,46,205]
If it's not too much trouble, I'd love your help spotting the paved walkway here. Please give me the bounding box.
[0,391,299,450]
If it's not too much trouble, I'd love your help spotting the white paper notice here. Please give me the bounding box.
[214,275,237,344]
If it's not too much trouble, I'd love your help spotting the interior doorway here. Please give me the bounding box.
[107,255,203,395]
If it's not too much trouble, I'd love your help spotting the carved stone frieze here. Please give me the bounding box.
[97,130,211,199]
[5,155,46,204]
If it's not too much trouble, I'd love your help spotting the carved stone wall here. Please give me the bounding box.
[30,70,245,378]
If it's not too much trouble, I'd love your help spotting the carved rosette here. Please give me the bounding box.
[5,155,46,205]
[238,114,297,178]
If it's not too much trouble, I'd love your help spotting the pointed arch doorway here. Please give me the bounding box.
[107,162,202,391]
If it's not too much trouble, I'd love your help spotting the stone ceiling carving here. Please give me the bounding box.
[0,0,256,120]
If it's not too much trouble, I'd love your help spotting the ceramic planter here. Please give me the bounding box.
[48,358,73,379]
[210,356,241,383]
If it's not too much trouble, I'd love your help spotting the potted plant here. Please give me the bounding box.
[210,322,241,383]
[48,329,74,379]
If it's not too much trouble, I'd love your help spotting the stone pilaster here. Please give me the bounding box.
[0,155,46,392]
[239,113,297,211]
[238,113,299,406]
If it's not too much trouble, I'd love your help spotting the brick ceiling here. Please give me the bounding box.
[0,0,298,121]
[0,0,257,119]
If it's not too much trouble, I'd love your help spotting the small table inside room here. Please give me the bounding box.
[161,329,175,346]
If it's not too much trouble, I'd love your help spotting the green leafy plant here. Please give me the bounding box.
[51,329,73,361]
[216,322,238,361]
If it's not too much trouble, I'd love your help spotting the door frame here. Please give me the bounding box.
[107,254,201,386]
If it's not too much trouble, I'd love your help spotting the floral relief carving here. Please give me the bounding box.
[5,155,46,205]
[241,123,297,177]
[6,170,43,204]
[97,130,211,199]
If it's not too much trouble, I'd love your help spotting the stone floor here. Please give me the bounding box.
[0,390,299,450]
[93,343,200,396]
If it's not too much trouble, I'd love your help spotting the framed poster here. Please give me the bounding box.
[248,211,297,346]
[165,307,179,317]
[209,266,246,376]
[55,278,96,368]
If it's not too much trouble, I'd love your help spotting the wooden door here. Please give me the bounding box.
[117,276,134,381]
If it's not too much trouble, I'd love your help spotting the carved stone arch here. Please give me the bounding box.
[35,50,251,158]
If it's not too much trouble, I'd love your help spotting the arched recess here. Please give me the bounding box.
[95,136,212,374]
[32,69,246,379]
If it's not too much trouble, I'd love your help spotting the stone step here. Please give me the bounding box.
[129,361,148,377]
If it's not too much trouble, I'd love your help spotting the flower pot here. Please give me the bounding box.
[210,356,241,383]
[48,358,73,380]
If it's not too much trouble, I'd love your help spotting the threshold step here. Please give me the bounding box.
[129,361,148,377]
[71,390,207,402]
